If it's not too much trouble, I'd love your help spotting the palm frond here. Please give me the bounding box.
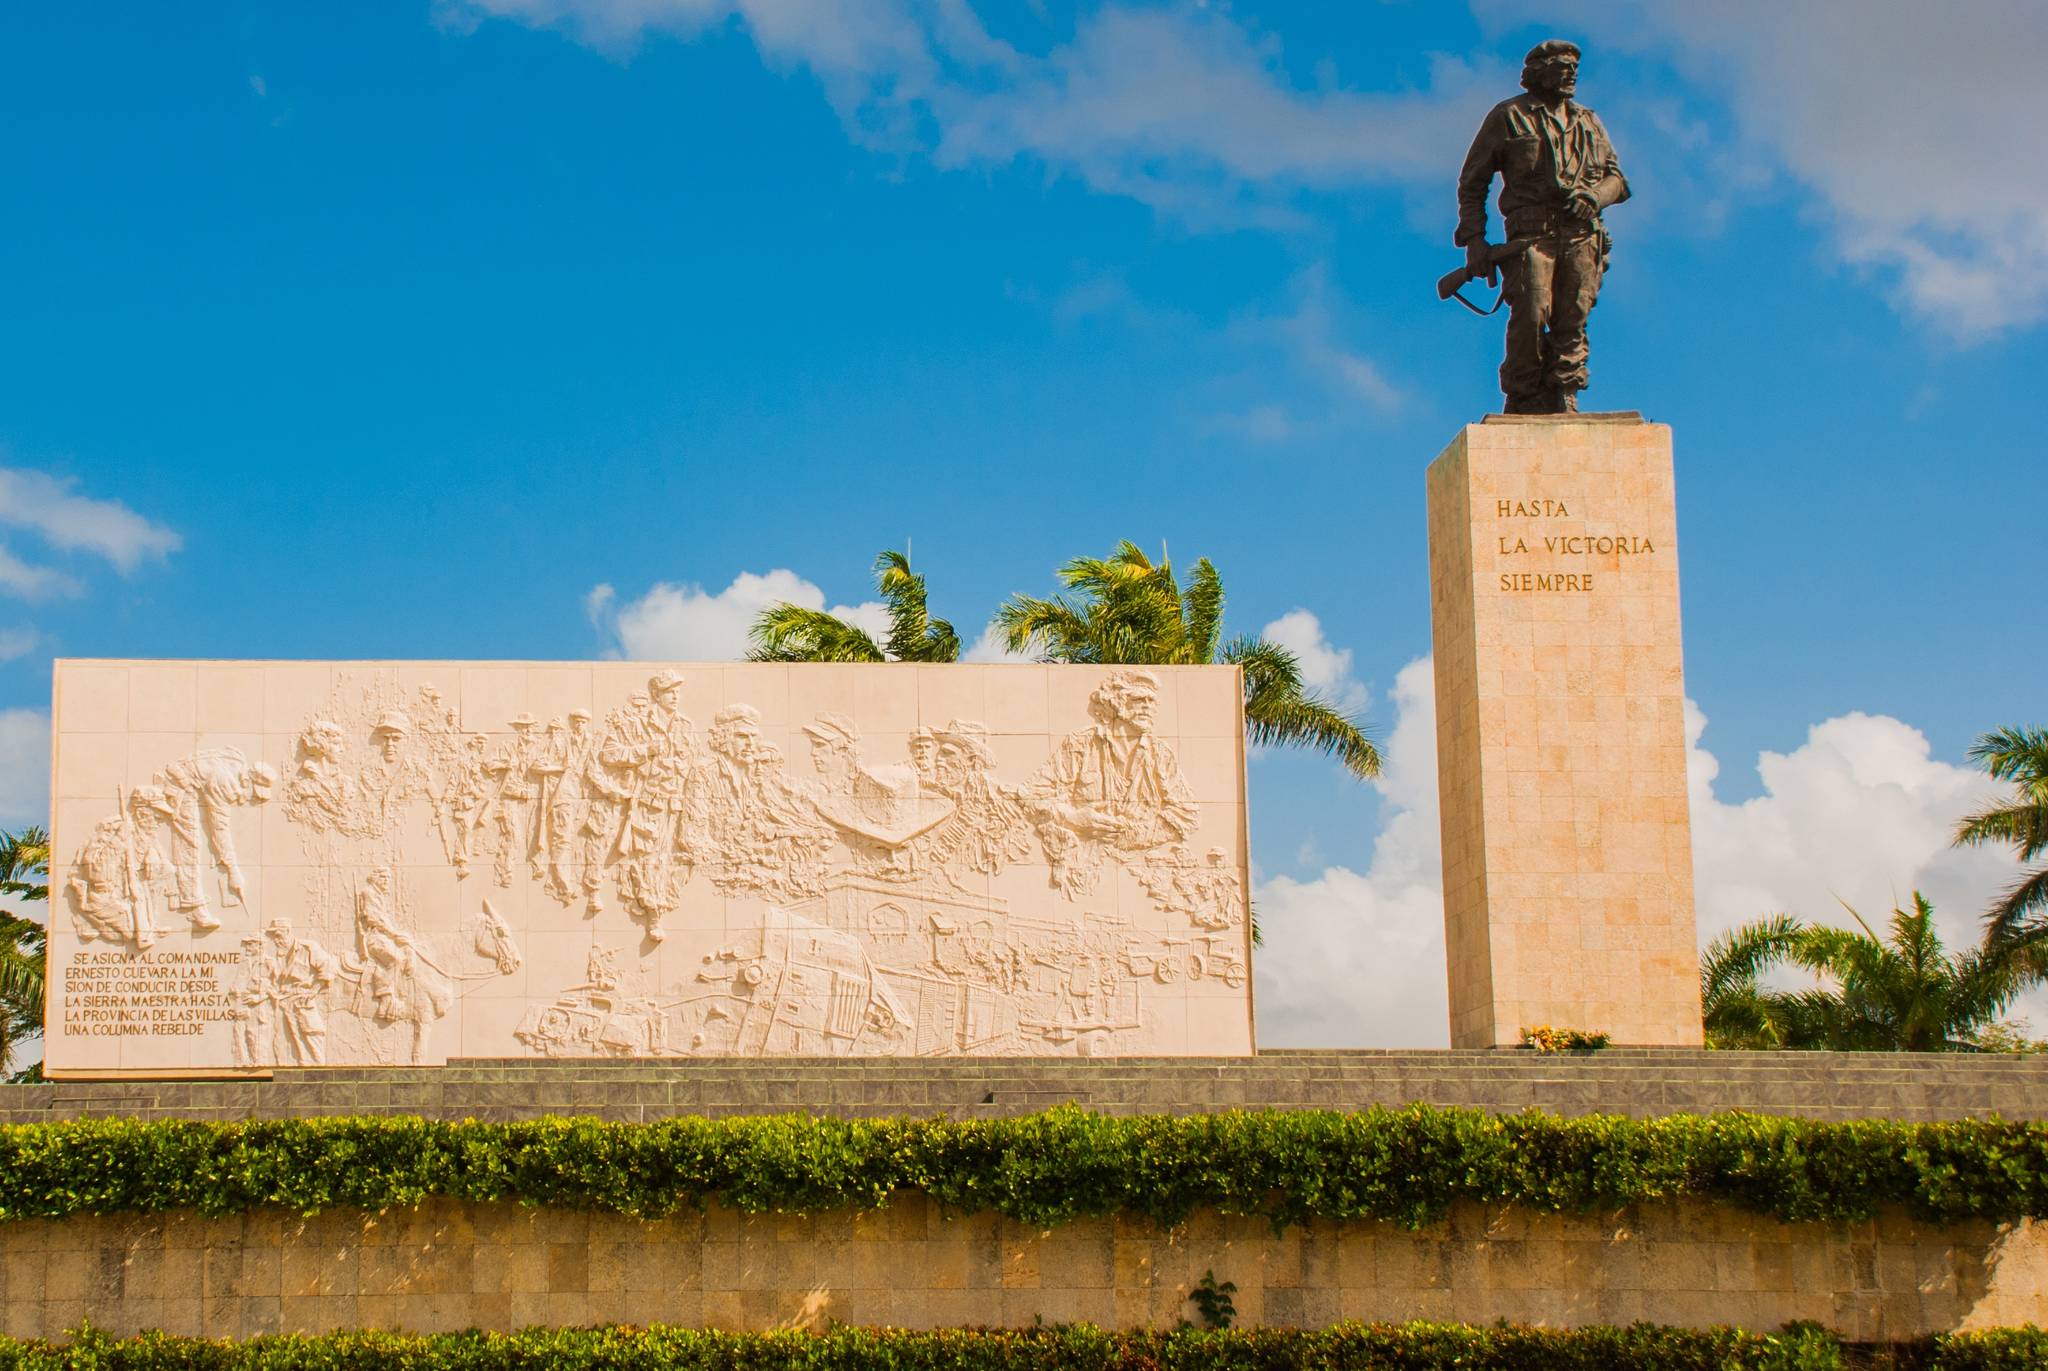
[874,549,961,663]
[0,827,48,903]
[1954,805,2048,859]
[1222,636,1306,697]
[1967,726,2048,784]
[1956,725,2048,939]
[1984,864,2048,945]
[745,605,887,663]
[0,907,45,1034]
[995,595,1100,663]
[0,951,44,1012]
[1700,914,1804,1003]
[1181,559,1225,665]
[1227,636,1380,780]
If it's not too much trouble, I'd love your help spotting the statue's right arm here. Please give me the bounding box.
[1454,108,1505,248]
[1586,111,1630,212]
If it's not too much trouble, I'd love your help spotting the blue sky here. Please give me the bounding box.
[2,1,2043,1043]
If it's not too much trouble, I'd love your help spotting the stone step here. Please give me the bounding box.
[7,1049,2048,1124]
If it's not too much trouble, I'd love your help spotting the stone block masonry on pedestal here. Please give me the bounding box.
[1426,414,1702,1047]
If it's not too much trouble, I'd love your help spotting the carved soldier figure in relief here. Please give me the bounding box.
[285,721,359,836]
[527,716,568,878]
[1032,670,1197,896]
[602,672,696,938]
[576,721,632,916]
[440,732,494,877]
[707,704,830,898]
[918,719,1032,880]
[156,747,275,927]
[908,728,940,788]
[1193,845,1246,930]
[123,786,180,942]
[536,708,608,908]
[803,714,861,795]
[65,785,180,948]
[67,819,132,945]
[358,710,433,839]
[415,688,469,859]
[265,918,337,1065]
[486,713,545,887]
[226,933,276,1067]
[1455,39,1630,414]
[348,867,452,1063]
[352,866,409,1022]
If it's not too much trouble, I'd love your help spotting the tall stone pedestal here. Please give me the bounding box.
[1426,414,1702,1047]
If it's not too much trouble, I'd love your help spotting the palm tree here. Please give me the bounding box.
[0,824,48,903]
[1699,913,1808,1049]
[1954,725,2048,944]
[1699,895,2045,1052]
[748,549,960,663]
[0,826,49,1078]
[995,542,1380,780]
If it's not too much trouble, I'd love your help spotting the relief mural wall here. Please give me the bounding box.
[47,662,1253,1074]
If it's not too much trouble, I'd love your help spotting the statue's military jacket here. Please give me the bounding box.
[1456,93,1629,246]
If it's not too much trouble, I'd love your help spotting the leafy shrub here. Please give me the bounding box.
[5,1320,2043,1370]
[1186,1270,1237,1329]
[0,1106,2044,1231]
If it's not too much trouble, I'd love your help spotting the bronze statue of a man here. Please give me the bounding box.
[1455,39,1630,414]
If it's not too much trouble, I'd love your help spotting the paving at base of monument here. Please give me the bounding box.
[7,1048,2047,1124]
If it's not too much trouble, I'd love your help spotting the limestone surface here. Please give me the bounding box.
[47,661,1254,1073]
[1427,416,1702,1046]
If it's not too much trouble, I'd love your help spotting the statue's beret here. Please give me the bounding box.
[1523,39,1581,65]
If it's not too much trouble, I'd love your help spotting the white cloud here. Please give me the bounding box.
[961,622,1033,664]
[0,707,50,831]
[1256,655,1446,1046]
[930,11,1499,220]
[1480,0,2048,337]
[1058,262,1402,439]
[592,568,889,660]
[1231,264,1403,422]
[0,546,78,600]
[457,0,2048,336]
[1259,608,1368,715]
[1256,657,2044,1047]
[0,628,35,661]
[1213,404,1302,445]
[1685,704,2015,957]
[447,0,1500,224]
[450,5,1446,415]
[0,466,181,573]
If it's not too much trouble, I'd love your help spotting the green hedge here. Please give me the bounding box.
[1,1322,2045,1371]
[2,1106,2045,1230]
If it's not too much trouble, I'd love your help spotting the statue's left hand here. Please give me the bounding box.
[1567,191,1599,223]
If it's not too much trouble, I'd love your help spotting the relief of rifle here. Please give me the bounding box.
[1437,238,1535,315]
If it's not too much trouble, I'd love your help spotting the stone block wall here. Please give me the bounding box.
[0,1197,2041,1343]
